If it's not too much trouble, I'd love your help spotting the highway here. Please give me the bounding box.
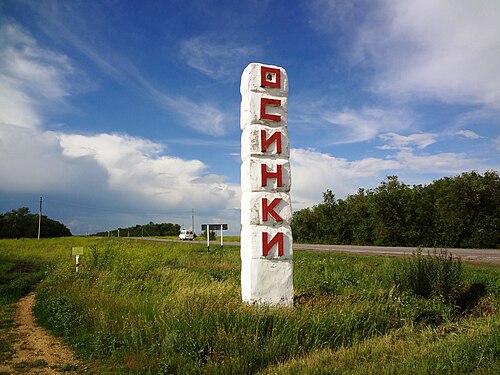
[129,237,500,265]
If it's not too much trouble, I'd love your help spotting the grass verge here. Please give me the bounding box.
[0,238,498,374]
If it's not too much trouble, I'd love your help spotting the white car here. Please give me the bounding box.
[179,229,194,240]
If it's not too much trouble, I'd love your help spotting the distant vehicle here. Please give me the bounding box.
[179,229,194,240]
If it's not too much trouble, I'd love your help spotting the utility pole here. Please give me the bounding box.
[192,208,195,233]
[37,196,42,240]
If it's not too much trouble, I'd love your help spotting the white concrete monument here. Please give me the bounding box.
[240,63,293,306]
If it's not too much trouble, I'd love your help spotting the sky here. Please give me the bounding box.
[1,0,499,236]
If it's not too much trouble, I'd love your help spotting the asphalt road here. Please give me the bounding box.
[130,237,500,265]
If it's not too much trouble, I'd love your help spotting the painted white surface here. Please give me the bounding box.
[240,225,293,260]
[241,125,290,160]
[241,258,293,306]
[241,158,291,193]
[241,62,293,306]
[240,63,288,97]
[240,92,288,130]
[240,192,292,227]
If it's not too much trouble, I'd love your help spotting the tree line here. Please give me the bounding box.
[94,222,181,237]
[291,171,499,249]
[0,207,72,238]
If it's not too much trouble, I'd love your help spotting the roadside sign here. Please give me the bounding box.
[72,247,84,256]
[200,224,228,251]
[201,224,228,230]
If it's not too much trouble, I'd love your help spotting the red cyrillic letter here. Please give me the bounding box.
[262,197,283,222]
[261,66,281,88]
[260,98,281,122]
[261,164,283,187]
[261,129,282,154]
[262,231,284,257]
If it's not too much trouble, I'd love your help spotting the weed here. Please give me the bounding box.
[398,248,464,306]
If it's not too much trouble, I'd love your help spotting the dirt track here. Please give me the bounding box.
[0,293,80,375]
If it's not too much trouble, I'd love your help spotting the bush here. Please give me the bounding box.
[399,248,463,306]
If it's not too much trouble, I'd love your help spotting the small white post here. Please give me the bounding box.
[75,254,80,273]
[220,224,224,248]
[207,224,210,252]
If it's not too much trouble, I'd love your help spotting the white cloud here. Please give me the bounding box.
[355,0,500,107]
[494,136,500,151]
[302,106,410,144]
[394,150,480,173]
[378,132,437,150]
[0,23,74,129]
[157,93,228,136]
[456,130,483,139]
[57,132,239,210]
[290,148,401,208]
[180,35,260,81]
[290,146,484,208]
[0,21,239,234]
[15,4,232,137]
[0,124,107,194]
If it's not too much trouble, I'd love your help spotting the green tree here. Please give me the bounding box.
[370,176,413,246]
[291,171,499,248]
[344,188,375,245]
[0,207,71,238]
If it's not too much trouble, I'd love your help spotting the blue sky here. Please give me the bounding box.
[1,0,499,235]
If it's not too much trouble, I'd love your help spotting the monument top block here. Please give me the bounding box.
[240,63,288,97]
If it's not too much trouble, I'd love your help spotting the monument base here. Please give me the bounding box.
[241,258,293,306]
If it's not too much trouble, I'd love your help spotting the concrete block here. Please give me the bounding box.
[240,92,288,130]
[241,157,291,193]
[240,224,293,260]
[241,192,292,227]
[240,63,288,97]
[241,258,293,306]
[241,125,290,160]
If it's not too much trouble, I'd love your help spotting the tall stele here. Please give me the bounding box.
[240,63,293,306]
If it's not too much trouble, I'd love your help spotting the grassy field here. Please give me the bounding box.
[0,238,498,374]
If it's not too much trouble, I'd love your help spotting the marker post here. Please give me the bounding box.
[72,247,84,273]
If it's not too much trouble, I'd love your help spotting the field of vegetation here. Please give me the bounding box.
[0,237,498,374]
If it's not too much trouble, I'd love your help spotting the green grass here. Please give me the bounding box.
[0,238,498,374]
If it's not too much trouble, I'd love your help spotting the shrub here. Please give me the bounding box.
[399,248,463,306]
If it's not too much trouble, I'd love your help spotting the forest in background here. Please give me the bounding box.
[94,222,181,237]
[0,207,71,238]
[291,171,499,249]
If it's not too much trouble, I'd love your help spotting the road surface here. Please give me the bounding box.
[129,237,500,265]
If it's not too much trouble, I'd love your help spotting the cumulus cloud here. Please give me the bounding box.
[290,148,401,208]
[290,145,483,208]
[57,132,239,211]
[354,0,500,107]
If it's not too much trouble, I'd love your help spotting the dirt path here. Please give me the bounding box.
[0,293,80,375]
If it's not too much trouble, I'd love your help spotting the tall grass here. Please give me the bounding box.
[398,248,463,305]
[0,238,498,374]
